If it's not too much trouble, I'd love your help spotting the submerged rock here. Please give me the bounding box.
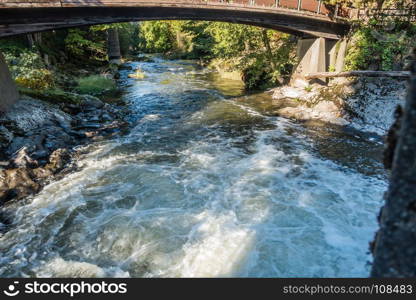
[135,56,155,63]
[80,95,104,109]
[273,86,311,100]
[0,125,13,148]
[118,64,133,71]
[128,69,146,80]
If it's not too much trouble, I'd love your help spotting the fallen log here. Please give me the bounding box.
[305,70,411,80]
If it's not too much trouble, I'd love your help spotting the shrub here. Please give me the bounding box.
[15,68,54,90]
[3,49,54,90]
[75,75,117,95]
[344,23,416,71]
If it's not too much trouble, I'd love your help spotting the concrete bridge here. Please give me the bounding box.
[0,0,350,39]
[0,0,352,111]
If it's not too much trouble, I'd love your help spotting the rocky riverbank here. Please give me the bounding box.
[271,77,408,135]
[0,92,129,208]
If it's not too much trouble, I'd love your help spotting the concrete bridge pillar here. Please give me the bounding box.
[334,38,348,72]
[291,37,338,86]
[107,28,122,65]
[0,51,19,112]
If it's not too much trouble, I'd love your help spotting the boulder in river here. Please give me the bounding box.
[271,77,407,133]
[80,95,104,109]
[11,147,38,168]
[0,167,40,203]
[0,125,13,148]
[46,148,71,173]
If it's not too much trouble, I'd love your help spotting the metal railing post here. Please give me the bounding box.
[297,0,301,11]
[317,0,322,14]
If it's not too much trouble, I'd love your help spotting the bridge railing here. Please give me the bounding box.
[213,0,333,16]
[189,0,344,18]
[195,0,415,21]
[0,0,352,20]
[4,0,415,22]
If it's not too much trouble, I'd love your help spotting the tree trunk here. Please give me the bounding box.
[107,28,121,64]
[0,51,19,112]
[26,33,42,48]
[26,34,34,48]
[371,58,416,277]
[376,0,385,10]
[261,29,277,71]
[33,32,42,45]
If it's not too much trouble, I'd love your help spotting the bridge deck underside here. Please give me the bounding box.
[0,4,349,39]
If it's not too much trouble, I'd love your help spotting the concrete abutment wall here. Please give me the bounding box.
[291,37,347,86]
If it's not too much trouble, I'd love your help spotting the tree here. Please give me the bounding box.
[371,52,416,277]
[64,28,107,63]
[138,21,174,53]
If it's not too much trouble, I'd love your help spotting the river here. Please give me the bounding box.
[0,57,387,277]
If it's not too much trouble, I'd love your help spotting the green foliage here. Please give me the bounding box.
[138,21,296,90]
[15,67,54,90]
[0,41,54,90]
[91,23,140,56]
[344,23,416,71]
[206,24,296,89]
[118,23,140,56]
[139,21,174,53]
[0,38,28,55]
[75,75,117,96]
[64,28,107,62]
[0,22,140,93]
[138,20,211,57]
[170,21,214,59]
[19,87,84,105]
[204,22,260,58]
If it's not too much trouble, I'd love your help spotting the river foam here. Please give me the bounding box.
[0,58,386,277]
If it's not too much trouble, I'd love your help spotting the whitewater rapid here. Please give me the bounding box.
[0,58,387,277]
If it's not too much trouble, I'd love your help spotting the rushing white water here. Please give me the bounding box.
[0,57,387,277]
